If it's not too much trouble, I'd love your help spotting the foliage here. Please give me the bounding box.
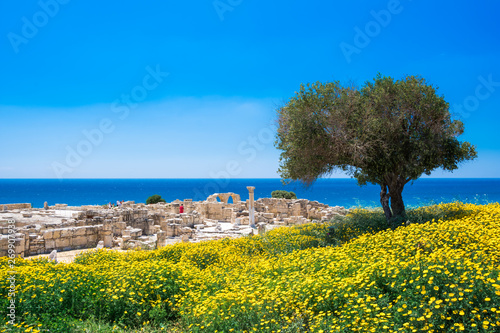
[275,74,477,222]
[146,194,166,205]
[271,190,297,199]
[1,203,500,332]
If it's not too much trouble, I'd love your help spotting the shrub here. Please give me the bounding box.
[327,208,389,245]
[271,190,297,199]
[146,194,166,205]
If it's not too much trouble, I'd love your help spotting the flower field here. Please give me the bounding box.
[1,202,500,332]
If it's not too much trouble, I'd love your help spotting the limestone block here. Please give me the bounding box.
[45,239,55,250]
[115,222,127,230]
[166,224,180,237]
[60,228,72,238]
[180,227,193,235]
[43,230,54,239]
[103,220,113,231]
[223,208,233,220]
[87,235,98,244]
[72,236,89,247]
[103,231,113,248]
[74,227,86,236]
[4,203,31,210]
[87,226,99,235]
[181,215,195,228]
[130,229,142,238]
[0,236,9,249]
[52,229,61,239]
[144,219,155,234]
[122,228,142,239]
[48,250,57,262]
[160,221,169,232]
[156,231,166,247]
[55,238,70,249]
[257,222,267,235]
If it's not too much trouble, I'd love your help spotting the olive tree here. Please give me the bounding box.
[276,74,477,225]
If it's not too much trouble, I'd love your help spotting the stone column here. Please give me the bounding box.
[145,218,154,235]
[101,220,113,248]
[184,199,193,214]
[247,186,256,228]
[156,231,166,248]
[102,230,113,248]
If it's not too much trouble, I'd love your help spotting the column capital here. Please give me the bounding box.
[246,186,255,193]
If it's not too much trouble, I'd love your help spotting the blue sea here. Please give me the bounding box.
[0,178,499,209]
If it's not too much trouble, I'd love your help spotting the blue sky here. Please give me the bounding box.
[0,0,499,178]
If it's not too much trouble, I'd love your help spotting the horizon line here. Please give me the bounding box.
[1,177,499,180]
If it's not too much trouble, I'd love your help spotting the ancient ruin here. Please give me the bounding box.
[0,188,348,258]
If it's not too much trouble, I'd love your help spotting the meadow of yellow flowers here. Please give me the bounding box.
[1,202,499,332]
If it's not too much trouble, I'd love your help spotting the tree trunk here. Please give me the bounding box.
[379,184,392,221]
[388,183,406,226]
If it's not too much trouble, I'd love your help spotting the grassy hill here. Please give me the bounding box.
[1,202,499,332]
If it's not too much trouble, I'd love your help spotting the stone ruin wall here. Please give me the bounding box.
[0,191,348,258]
[2,203,31,210]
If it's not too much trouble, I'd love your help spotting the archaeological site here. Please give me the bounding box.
[0,187,347,258]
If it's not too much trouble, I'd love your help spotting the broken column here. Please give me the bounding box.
[183,199,193,213]
[156,231,166,248]
[102,230,113,248]
[102,219,113,248]
[247,186,256,228]
[258,222,266,235]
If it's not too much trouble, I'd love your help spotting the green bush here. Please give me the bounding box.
[146,194,166,205]
[326,208,389,245]
[271,190,297,199]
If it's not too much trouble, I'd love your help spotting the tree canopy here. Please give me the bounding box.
[276,74,477,224]
[146,194,166,205]
[271,190,297,200]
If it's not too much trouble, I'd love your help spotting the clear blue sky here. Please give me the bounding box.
[0,0,499,179]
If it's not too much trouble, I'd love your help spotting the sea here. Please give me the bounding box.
[0,178,499,209]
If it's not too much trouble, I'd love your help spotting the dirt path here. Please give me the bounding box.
[27,248,125,263]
